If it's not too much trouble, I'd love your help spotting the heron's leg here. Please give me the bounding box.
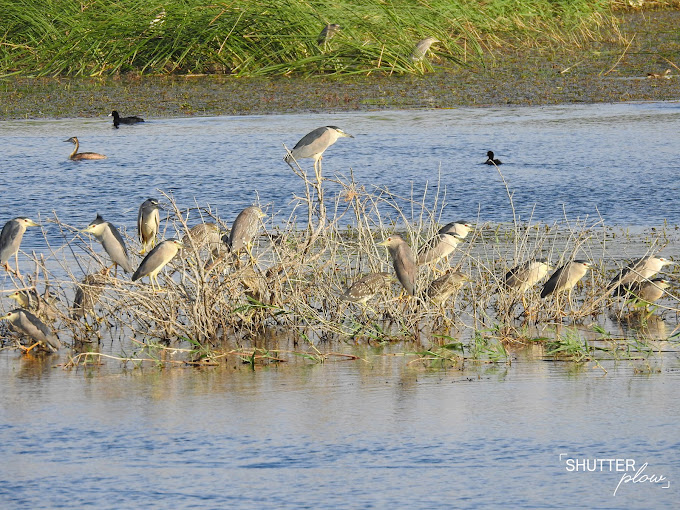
[14,252,21,277]
[19,342,40,353]
[2,262,10,272]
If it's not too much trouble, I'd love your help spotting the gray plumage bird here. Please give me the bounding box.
[341,272,393,305]
[0,217,40,276]
[1,309,61,353]
[609,256,672,296]
[83,214,134,275]
[132,239,184,290]
[318,23,341,46]
[137,198,160,254]
[181,222,223,259]
[417,222,468,265]
[427,270,469,305]
[504,259,552,293]
[541,260,592,299]
[626,277,670,305]
[72,269,109,319]
[378,235,417,297]
[8,288,58,322]
[227,206,266,256]
[64,136,106,160]
[411,37,439,62]
[284,126,353,179]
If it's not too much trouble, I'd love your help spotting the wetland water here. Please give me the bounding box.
[1,103,680,508]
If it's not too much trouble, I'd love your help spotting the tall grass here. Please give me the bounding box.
[0,0,622,77]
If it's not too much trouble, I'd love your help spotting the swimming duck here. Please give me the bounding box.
[485,151,502,165]
[109,110,145,128]
[64,137,107,161]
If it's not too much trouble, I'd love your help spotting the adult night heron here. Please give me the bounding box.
[284,126,353,179]
[138,198,160,254]
[318,23,341,46]
[411,37,439,62]
[181,222,223,259]
[540,260,592,300]
[109,110,144,128]
[417,222,469,265]
[608,256,672,296]
[82,214,134,275]
[378,234,417,297]
[227,206,266,258]
[485,151,502,165]
[8,288,58,322]
[627,277,670,305]
[341,272,393,305]
[132,239,184,291]
[64,137,106,160]
[427,270,469,305]
[72,269,109,319]
[0,309,61,353]
[0,217,40,276]
[504,259,552,293]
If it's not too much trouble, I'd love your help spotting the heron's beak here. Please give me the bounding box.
[174,241,185,248]
[107,112,113,117]
[377,239,389,247]
[26,219,41,227]
[0,313,11,320]
[82,225,95,233]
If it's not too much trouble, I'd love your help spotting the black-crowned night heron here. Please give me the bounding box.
[378,235,417,297]
[504,259,552,293]
[541,260,592,299]
[227,206,266,258]
[341,272,392,305]
[64,137,106,160]
[109,110,144,128]
[1,309,61,353]
[72,269,109,319]
[627,277,670,305]
[7,288,58,321]
[417,222,469,265]
[284,126,353,180]
[411,37,439,62]
[0,217,40,276]
[427,270,469,305]
[138,198,160,254]
[485,151,502,165]
[82,214,134,276]
[181,222,223,259]
[608,256,672,296]
[132,239,184,291]
[318,23,341,46]
[7,289,39,309]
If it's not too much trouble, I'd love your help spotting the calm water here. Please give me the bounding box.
[1,103,680,508]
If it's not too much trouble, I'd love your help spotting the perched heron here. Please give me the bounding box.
[284,126,353,180]
[318,23,341,46]
[411,37,439,62]
[132,239,184,291]
[609,256,672,296]
[227,206,266,258]
[504,259,552,293]
[181,222,223,259]
[72,269,109,319]
[417,223,467,265]
[109,110,144,128]
[8,288,58,322]
[541,260,592,300]
[485,151,502,165]
[1,217,40,276]
[82,214,134,275]
[427,270,469,305]
[378,235,417,297]
[0,309,61,353]
[137,198,160,254]
[627,277,670,305]
[7,289,39,309]
[341,272,392,305]
[64,137,106,160]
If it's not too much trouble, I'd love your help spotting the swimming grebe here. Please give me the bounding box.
[64,137,107,160]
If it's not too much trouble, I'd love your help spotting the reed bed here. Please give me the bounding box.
[1,160,678,369]
[0,0,642,78]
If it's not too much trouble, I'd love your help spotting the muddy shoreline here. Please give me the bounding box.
[1,10,679,120]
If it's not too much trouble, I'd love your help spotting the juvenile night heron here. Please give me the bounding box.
[427,270,469,305]
[137,198,160,254]
[417,222,468,265]
[318,23,341,46]
[181,222,223,259]
[341,272,392,305]
[109,110,144,128]
[82,214,134,275]
[541,260,592,300]
[284,126,354,180]
[411,37,439,62]
[1,309,61,353]
[64,137,106,160]
[378,234,417,297]
[7,289,39,309]
[72,269,109,319]
[132,239,184,291]
[8,288,58,322]
[627,277,670,305]
[608,256,672,296]
[227,206,266,258]
[0,217,40,276]
[485,151,502,165]
[504,259,552,293]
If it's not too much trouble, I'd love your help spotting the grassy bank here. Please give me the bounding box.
[0,0,654,78]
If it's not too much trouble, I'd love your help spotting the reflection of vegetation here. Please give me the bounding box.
[0,0,630,77]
